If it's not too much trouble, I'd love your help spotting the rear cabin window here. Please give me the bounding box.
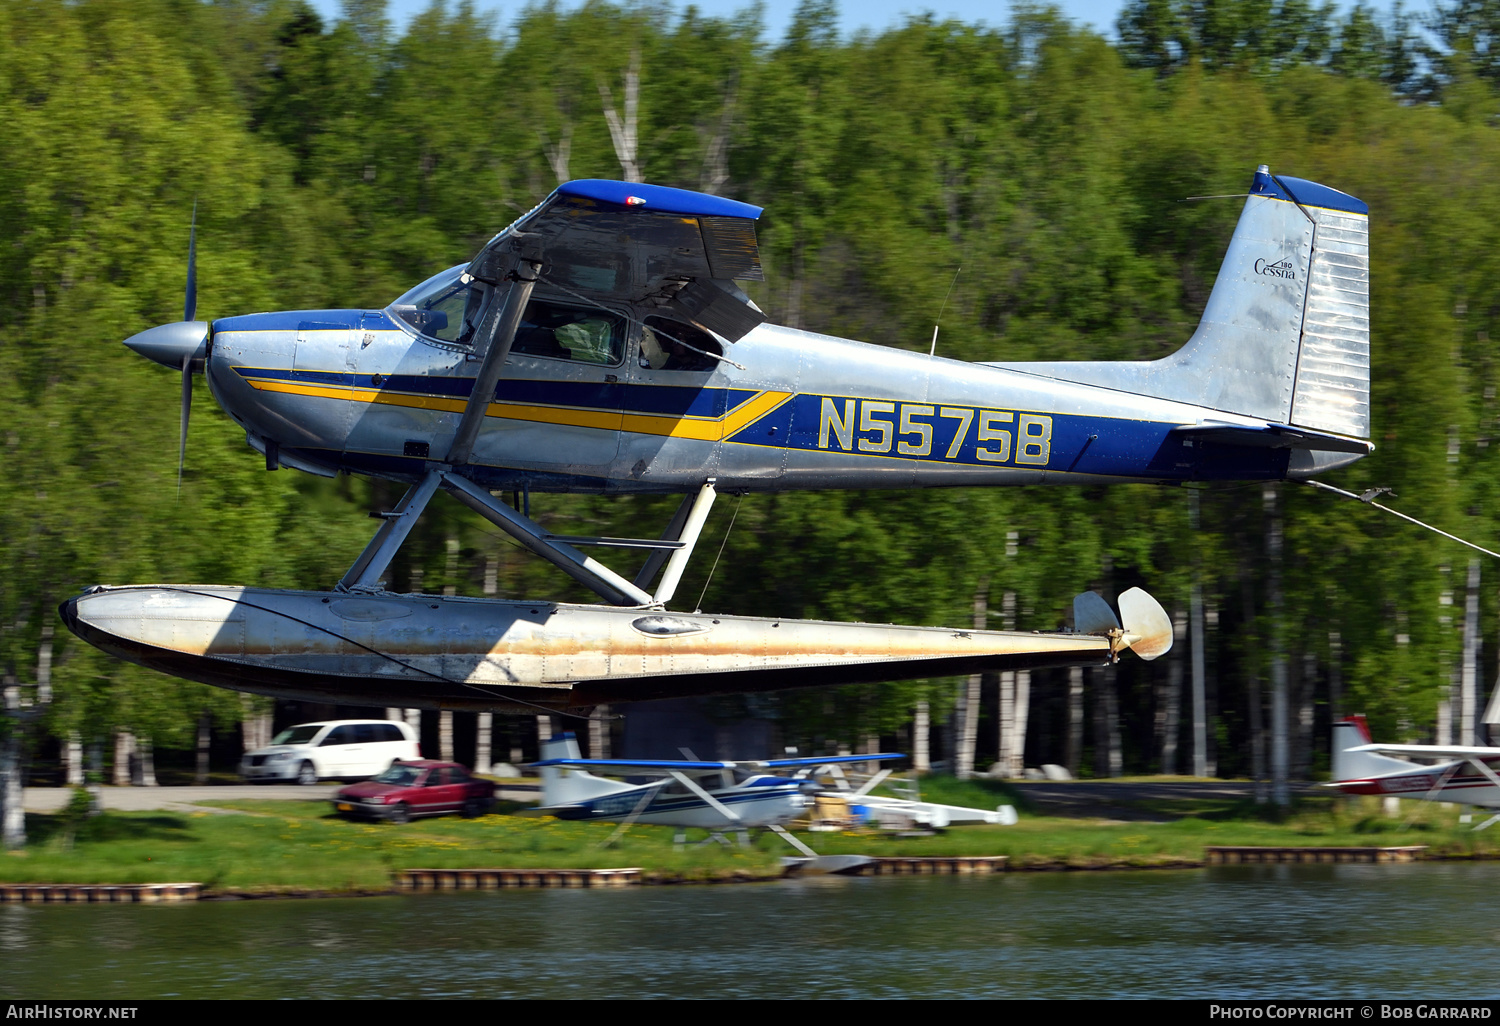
[639,316,721,372]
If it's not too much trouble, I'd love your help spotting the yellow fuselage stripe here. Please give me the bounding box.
[245,379,794,442]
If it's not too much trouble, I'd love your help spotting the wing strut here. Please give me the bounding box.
[447,253,542,466]
[668,770,741,823]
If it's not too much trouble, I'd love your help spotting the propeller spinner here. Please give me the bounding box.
[122,202,207,493]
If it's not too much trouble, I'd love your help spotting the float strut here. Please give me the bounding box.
[651,480,718,606]
[439,472,653,606]
[338,470,444,591]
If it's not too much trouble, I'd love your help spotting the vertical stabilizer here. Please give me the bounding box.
[1331,718,1415,782]
[996,166,1370,442]
[537,732,633,806]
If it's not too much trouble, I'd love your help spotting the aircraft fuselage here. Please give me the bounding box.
[208,292,1348,495]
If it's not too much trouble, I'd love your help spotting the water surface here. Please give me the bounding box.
[4,864,1497,998]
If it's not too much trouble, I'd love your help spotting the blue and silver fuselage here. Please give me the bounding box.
[548,773,807,828]
[207,296,1329,494]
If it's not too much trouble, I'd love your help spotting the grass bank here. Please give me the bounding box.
[2,800,785,891]
[4,783,1498,893]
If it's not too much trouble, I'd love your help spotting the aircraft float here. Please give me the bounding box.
[61,165,1370,713]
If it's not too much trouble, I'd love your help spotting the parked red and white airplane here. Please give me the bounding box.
[1328,709,1500,829]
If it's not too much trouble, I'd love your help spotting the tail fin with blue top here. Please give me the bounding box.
[995,165,1371,473]
[536,732,633,807]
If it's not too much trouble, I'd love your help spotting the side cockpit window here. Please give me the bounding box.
[512,301,623,365]
[639,316,721,372]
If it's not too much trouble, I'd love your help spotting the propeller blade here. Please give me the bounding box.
[178,351,192,496]
[183,199,197,323]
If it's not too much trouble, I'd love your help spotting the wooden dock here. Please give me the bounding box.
[1205,846,1427,865]
[842,856,1008,875]
[395,868,642,890]
[0,882,202,903]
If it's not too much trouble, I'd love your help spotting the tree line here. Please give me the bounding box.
[6,0,1500,833]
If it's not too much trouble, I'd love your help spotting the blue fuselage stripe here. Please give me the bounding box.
[233,366,756,419]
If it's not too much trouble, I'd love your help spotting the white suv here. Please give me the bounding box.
[241,720,421,785]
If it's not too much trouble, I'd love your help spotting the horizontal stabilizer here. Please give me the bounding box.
[537,732,635,806]
[1170,422,1373,455]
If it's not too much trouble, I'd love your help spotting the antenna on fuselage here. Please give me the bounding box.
[929,266,961,358]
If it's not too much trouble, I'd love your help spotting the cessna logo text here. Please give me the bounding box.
[1255,257,1297,280]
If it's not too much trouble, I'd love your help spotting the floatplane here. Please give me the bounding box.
[63,166,1371,712]
[528,734,1012,858]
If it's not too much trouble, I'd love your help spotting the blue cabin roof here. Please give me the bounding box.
[558,180,762,220]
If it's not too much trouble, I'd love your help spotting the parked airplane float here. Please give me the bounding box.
[62,166,1371,713]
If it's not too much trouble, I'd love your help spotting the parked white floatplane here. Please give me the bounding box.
[1327,704,1500,830]
[795,754,1018,829]
[527,735,1018,857]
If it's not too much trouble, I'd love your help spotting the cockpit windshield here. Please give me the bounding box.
[389,264,487,346]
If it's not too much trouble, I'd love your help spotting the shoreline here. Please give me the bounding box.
[11,846,1499,903]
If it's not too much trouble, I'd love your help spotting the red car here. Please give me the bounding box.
[332,761,495,823]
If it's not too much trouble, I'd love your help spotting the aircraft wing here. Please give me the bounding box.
[530,753,905,773]
[466,179,767,343]
[528,757,737,773]
[757,754,904,769]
